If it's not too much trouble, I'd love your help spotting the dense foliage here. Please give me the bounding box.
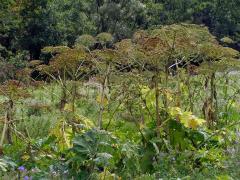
[1,1,240,62]
[0,0,240,179]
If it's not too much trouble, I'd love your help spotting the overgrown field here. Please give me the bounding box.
[0,74,240,180]
[1,24,240,179]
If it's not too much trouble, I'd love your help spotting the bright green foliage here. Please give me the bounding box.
[75,35,96,49]
[41,46,70,55]
[96,33,114,46]
[221,37,235,45]
[169,107,205,129]
[0,157,16,173]
[67,129,141,179]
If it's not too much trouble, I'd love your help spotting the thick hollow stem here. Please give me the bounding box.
[210,72,218,124]
[0,112,8,147]
[154,72,161,137]
[98,64,110,129]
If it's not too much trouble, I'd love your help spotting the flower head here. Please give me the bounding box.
[18,166,25,172]
[23,176,31,180]
[23,176,32,180]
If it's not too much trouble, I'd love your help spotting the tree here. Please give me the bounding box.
[0,0,20,51]
[87,0,147,40]
[144,0,240,50]
[48,0,95,46]
[19,0,61,59]
[193,0,240,41]
[145,0,196,25]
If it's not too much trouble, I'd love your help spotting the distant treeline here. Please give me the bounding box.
[0,0,239,67]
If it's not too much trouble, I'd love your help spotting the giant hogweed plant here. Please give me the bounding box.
[0,80,30,151]
[24,34,116,158]
[95,24,240,171]
[1,24,240,178]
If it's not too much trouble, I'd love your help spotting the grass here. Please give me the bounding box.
[1,74,240,179]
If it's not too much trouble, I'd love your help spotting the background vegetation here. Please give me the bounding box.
[0,0,240,179]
